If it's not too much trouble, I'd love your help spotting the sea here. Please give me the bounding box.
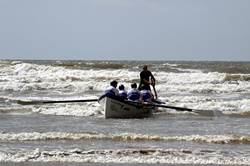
[0,60,250,166]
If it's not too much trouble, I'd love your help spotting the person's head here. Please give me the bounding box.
[143,65,148,71]
[110,80,118,88]
[118,84,125,90]
[131,83,137,89]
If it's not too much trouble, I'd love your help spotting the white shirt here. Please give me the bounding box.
[105,86,119,96]
[127,88,141,101]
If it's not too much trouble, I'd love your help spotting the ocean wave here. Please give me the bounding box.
[0,61,140,93]
[0,147,249,164]
[32,103,103,117]
[0,132,250,144]
[224,109,250,116]
[1,61,250,117]
[2,95,250,117]
[0,108,32,114]
[1,61,250,95]
[224,74,250,82]
[55,61,128,70]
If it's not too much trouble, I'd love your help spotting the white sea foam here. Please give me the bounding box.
[32,102,103,117]
[1,61,250,116]
[0,62,139,93]
[1,62,250,94]
[0,147,249,164]
[1,132,250,144]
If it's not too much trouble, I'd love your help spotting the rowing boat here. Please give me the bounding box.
[99,96,155,119]
[98,95,155,119]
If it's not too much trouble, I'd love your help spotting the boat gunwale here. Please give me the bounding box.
[98,95,155,109]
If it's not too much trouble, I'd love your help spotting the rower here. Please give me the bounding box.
[138,65,155,91]
[127,83,141,101]
[140,85,154,102]
[104,80,119,97]
[118,84,127,100]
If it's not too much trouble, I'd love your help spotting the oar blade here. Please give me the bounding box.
[150,103,215,116]
[17,100,43,105]
[192,109,215,116]
[17,99,99,105]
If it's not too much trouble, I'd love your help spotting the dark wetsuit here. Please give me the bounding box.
[138,70,155,90]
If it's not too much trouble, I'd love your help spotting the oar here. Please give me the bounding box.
[17,99,98,105]
[146,103,215,116]
[152,84,158,99]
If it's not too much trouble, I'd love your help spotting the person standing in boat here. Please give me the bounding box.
[104,80,119,97]
[127,83,141,101]
[138,65,156,91]
[118,84,127,100]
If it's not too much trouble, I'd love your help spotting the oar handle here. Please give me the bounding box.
[152,84,158,99]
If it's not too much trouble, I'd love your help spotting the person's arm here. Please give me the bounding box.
[140,72,144,82]
[149,71,155,85]
[150,71,155,81]
[150,91,154,100]
[138,90,143,102]
[143,78,150,85]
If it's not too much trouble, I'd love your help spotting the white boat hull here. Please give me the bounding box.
[99,96,154,119]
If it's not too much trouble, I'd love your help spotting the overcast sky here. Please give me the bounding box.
[0,0,249,61]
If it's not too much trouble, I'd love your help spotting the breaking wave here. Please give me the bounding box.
[224,74,250,82]
[1,132,250,144]
[1,60,250,117]
[0,147,249,164]
[54,61,129,70]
